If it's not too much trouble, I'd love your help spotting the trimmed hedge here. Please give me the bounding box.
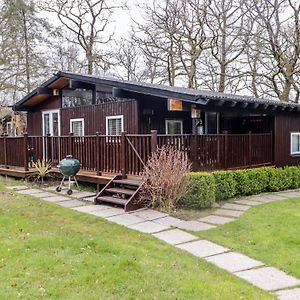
[213,171,237,200]
[179,173,216,209]
[180,166,300,209]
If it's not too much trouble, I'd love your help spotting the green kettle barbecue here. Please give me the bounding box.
[56,155,80,195]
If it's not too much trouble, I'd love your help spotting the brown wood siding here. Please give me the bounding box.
[60,100,139,135]
[33,96,61,111]
[137,96,192,134]
[274,113,300,166]
[27,111,42,136]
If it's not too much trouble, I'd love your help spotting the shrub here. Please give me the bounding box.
[32,159,52,184]
[213,171,237,200]
[180,173,216,209]
[266,167,294,192]
[289,167,300,189]
[141,145,191,209]
[232,168,269,196]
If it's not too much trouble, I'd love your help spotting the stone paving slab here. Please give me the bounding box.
[17,189,43,195]
[128,221,170,233]
[106,214,145,226]
[275,288,300,300]
[152,216,183,226]
[153,229,198,245]
[88,207,125,218]
[7,185,28,190]
[177,240,229,258]
[263,194,287,201]
[176,220,216,231]
[234,199,262,206]
[69,191,96,199]
[83,196,95,202]
[248,196,277,203]
[31,192,55,198]
[277,192,300,198]
[72,205,110,213]
[40,196,71,203]
[43,186,59,192]
[214,209,244,218]
[222,203,250,211]
[57,199,86,208]
[130,209,168,220]
[198,215,235,225]
[235,267,300,291]
[205,252,264,273]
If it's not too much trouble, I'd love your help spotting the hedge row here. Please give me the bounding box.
[180,166,300,209]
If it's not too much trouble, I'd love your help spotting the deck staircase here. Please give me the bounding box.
[94,175,144,212]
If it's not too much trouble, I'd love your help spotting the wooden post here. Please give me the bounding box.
[3,135,7,169]
[121,131,127,179]
[151,130,158,153]
[248,131,252,167]
[270,131,274,165]
[223,131,228,169]
[190,134,198,171]
[68,132,73,156]
[96,132,100,176]
[23,133,29,172]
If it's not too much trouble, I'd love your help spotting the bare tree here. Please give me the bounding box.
[42,0,125,75]
[203,0,251,93]
[245,0,300,102]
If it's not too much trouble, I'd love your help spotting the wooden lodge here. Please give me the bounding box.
[2,71,300,185]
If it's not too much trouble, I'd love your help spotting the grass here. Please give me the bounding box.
[198,198,300,279]
[0,177,273,299]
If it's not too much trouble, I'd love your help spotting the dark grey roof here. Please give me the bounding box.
[14,70,300,112]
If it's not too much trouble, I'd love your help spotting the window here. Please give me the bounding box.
[6,122,15,136]
[62,89,93,108]
[70,118,85,136]
[106,115,124,136]
[165,120,183,134]
[291,132,300,155]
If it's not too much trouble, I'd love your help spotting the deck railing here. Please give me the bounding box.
[0,131,273,175]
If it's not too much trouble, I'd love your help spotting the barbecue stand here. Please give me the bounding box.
[56,155,80,195]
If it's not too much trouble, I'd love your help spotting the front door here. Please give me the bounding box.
[42,110,60,161]
[42,110,60,136]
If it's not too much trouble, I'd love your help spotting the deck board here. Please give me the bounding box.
[0,165,140,185]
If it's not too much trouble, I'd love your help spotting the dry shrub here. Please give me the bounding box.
[141,145,191,209]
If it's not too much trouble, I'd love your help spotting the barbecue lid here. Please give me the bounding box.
[58,155,80,176]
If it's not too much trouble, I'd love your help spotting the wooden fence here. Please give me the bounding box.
[0,132,273,175]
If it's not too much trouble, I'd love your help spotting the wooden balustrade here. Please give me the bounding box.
[0,132,273,175]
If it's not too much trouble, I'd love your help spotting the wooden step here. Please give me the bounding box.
[106,187,136,196]
[97,196,127,206]
[113,179,142,187]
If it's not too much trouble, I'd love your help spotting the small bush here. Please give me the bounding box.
[180,173,216,209]
[141,145,191,209]
[213,171,237,200]
[233,168,269,196]
[266,167,294,192]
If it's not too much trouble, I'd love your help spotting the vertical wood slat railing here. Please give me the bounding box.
[0,132,273,175]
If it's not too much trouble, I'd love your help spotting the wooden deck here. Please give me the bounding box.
[0,165,141,186]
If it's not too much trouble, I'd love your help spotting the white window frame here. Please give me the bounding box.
[70,118,85,136]
[6,121,16,136]
[291,132,300,155]
[106,115,124,136]
[42,109,60,136]
[165,119,183,135]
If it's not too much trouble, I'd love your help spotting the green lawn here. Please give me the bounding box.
[0,177,273,299]
[199,198,300,279]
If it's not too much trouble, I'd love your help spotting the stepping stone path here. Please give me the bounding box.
[9,184,300,298]
[276,288,300,300]
[198,215,235,225]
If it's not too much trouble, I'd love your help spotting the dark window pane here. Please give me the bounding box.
[62,89,93,107]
